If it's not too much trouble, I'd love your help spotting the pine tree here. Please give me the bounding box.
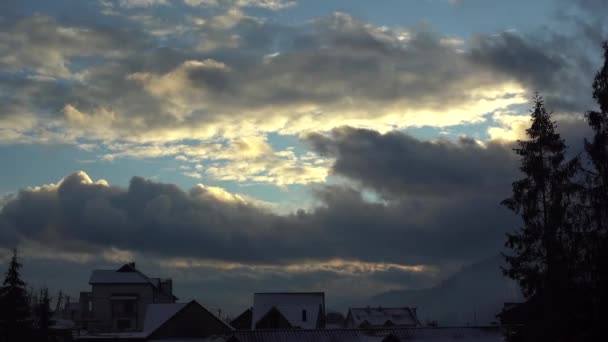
[585,42,608,190]
[583,41,608,339]
[0,249,32,341]
[36,287,52,338]
[502,95,580,341]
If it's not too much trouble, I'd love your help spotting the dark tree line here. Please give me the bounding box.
[0,249,69,342]
[502,42,608,341]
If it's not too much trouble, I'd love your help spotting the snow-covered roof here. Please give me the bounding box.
[252,292,325,330]
[89,269,150,284]
[88,264,177,301]
[144,300,232,337]
[142,302,188,335]
[347,307,420,327]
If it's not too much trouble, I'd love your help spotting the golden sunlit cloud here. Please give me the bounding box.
[158,257,436,276]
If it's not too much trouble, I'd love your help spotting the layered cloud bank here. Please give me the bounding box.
[0,166,515,266]
[0,127,528,286]
[2,0,605,185]
[0,127,526,311]
[2,11,531,144]
[0,125,595,312]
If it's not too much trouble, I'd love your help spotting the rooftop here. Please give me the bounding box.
[252,292,325,330]
[348,307,420,327]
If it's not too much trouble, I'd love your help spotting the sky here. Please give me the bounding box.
[0,0,606,316]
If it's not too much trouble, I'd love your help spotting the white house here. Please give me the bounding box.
[79,262,177,333]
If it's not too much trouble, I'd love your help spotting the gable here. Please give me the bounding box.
[148,301,233,339]
[143,303,187,335]
[252,293,325,329]
[230,308,253,330]
[254,307,293,330]
[89,270,150,285]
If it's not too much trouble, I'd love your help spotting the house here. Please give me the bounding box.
[76,300,233,341]
[251,292,326,330]
[142,300,233,340]
[79,262,177,333]
[230,308,253,330]
[345,307,421,329]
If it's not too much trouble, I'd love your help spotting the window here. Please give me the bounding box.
[88,300,93,312]
[302,309,307,322]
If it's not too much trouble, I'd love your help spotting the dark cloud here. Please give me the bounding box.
[467,0,608,114]
[0,11,527,143]
[0,15,146,77]
[469,30,598,112]
[0,126,521,266]
[1,3,604,146]
[306,127,518,198]
[0,127,532,313]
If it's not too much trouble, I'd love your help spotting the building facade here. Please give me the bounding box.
[79,263,176,332]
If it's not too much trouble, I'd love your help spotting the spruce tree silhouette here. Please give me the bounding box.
[501,95,580,342]
[583,41,608,340]
[0,249,32,342]
[35,287,52,340]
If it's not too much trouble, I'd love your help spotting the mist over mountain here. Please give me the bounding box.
[369,256,522,326]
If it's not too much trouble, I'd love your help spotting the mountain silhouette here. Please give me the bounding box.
[369,255,522,326]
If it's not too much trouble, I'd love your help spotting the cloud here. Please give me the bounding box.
[119,0,170,8]
[236,0,296,10]
[0,125,519,266]
[0,245,436,315]
[487,111,531,141]
[4,123,564,311]
[100,137,331,186]
[110,16,528,140]
[469,31,598,113]
[306,127,519,198]
[1,4,603,188]
[0,15,136,79]
[184,0,296,10]
[0,166,513,313]
[1,12,529,148]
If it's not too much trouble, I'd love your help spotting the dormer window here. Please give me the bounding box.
[302,309,307,322]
